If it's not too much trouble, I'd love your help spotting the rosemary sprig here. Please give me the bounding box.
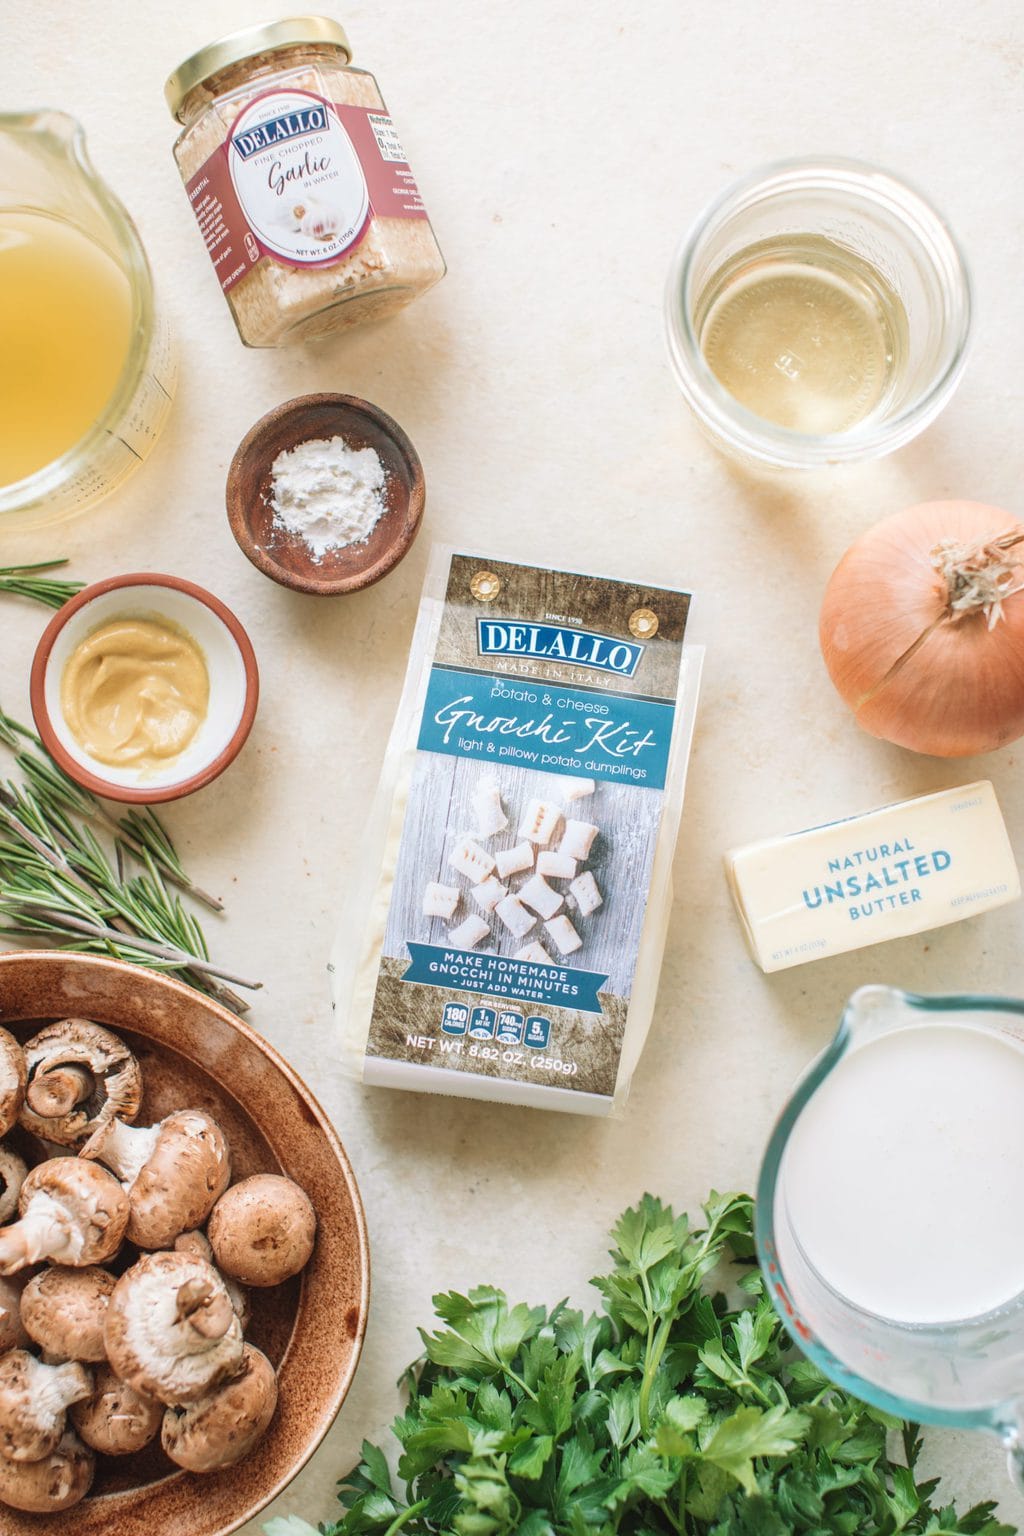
[0,704,258,1012]
[1,707,223,912]
[0,559,84,609]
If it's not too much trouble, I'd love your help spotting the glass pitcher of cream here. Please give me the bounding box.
[757,985,1024,1486]
[0,111,175,530]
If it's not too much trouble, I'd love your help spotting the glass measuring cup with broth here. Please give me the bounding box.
[665,159,971,469]
[0,111,175,530]
[757,985,1024,1489]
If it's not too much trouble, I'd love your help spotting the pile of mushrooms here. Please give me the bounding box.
[0,1019,317,1513]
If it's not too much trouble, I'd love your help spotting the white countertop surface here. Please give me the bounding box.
[3,2,1024,1530]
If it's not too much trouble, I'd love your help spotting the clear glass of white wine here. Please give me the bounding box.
[664,158,971,470]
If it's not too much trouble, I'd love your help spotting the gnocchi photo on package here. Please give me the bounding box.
[331,548,702,1114]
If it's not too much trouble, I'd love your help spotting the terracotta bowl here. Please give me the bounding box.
[30,573,259,805]
[0,951,369,1536]
[225,393,425,595]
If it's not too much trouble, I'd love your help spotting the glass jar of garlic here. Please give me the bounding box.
[164,17,446,348]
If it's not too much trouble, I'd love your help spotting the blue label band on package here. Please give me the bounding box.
[416,666,673,790]
[403,943,608,1014]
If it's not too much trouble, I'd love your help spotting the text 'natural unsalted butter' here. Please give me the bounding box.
[724,781,1020,972]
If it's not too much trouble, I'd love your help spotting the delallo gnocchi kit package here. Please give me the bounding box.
[331,547,702,1115]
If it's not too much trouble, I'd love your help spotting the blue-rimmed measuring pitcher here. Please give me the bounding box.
[756,985,1024,1486]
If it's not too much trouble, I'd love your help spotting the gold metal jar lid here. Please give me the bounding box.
[165,16,352,121]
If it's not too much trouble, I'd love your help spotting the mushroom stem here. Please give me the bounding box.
[82,1109,231,1251]
[0,1160,129,1275]
[0,1190,70,1273]
[174,1232,251,1329]
[104,1252,244,1404]
[84,1117,159,1187]
[26,1063,93,1118]
[20,1019,142,1148]
[0,1352,92,1462]
[175,1278,234,1341]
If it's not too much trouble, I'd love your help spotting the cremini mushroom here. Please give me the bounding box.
[0,1157,130,1274]
[0,1428,94,1512]
[0,1276,29,1354]
[175,1229,250,1330]
[82,1108,231,1250]
[0,1143,27,1225]
[0,1029,26,1138]
[207,1173,316,1287]
[70,1361,163,1456]
[19,1018,141,1147]
[0,1350,92,1461]
[104,1250,244,1405]
[21,1266,115,1363]
[161,1343,277,1473]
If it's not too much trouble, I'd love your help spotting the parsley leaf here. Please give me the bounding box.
[277,1193,1014,1536]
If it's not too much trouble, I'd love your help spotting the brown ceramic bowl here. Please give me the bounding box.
[0,951,369,1536]
[225,393,425,595]
[30,573,260,805]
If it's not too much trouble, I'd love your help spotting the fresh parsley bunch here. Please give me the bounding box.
[267,1192,1013,1536]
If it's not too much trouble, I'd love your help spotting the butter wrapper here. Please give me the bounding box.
[725,781,1020,973]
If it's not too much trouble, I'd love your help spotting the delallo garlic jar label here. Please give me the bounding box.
[184,73,429,293]
[227,89,370,264]
[331,549,703,1116]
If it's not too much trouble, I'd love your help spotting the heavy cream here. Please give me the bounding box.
[782,1021,1024,1323]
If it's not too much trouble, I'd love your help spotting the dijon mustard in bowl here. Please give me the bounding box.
[30,573,259,804]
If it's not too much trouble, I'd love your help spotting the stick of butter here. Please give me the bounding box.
[725,781,1020,972]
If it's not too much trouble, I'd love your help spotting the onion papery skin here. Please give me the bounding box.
[820,501,1024,758]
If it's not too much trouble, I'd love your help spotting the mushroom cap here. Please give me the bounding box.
[0,1029,26,1139]
[105,1251,244,1406]
[70,1361,163,1456]
[21,1266,116,1363]
[0,1157,130,1273]
[19,1019,141,1147]
[0,1428,94,1512]
[0,1275,30,1354]
[0,1350,92,1462]
[83,1109,231,1250]
[173,1228,213,1263]
[208,1174,316,1287]
[0,1143,28,1226]
[161,1344,277,1473]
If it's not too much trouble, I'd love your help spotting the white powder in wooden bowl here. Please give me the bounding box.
[269,436,386,560]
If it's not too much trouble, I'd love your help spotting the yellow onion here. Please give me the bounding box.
[820,500,1024,757]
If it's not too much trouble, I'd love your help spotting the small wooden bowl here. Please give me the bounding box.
[225,394,425,595]
[0,950,369,1536]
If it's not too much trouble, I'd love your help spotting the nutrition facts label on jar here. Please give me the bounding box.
[367,112,407,162]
